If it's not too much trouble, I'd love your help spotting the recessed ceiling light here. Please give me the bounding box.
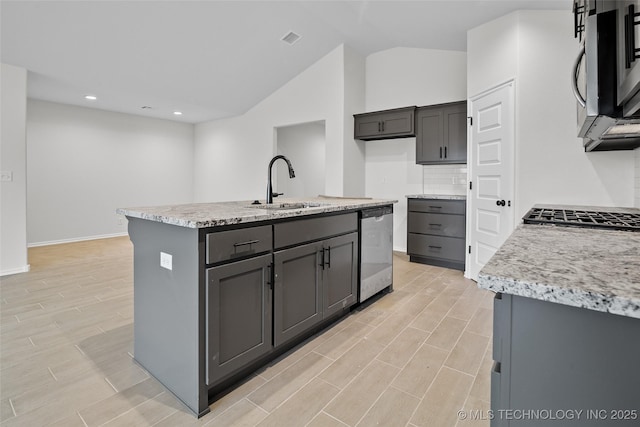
[281,31,301,45]
[84,95,97,101]
[173,111,183,116]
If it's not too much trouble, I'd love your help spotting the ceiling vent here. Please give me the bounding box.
[281,31,301,45]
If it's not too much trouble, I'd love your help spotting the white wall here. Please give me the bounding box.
[26,100,194,245]
[1,63,29,275]
[194,44,365,202]
[468,11,635,222]
[276,121,326,198]
[364,48,467,251]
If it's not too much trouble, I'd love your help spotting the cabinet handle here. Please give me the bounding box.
[233,239,259,248]
[429,206,442,210]
[378,122,381,132]
[319,249,325,270]
[439,147,442,158]
[325,247,331,269]
[625,4,640,68]
[429,223,442,229]
[444,146,447,158]
[428,245,442,250]
[266,263,273,289]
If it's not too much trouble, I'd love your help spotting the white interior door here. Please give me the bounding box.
[466,81,515,280]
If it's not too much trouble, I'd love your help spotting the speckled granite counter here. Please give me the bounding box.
[406,194,466,200]
[478,223,640,319]
[117,197,397,229]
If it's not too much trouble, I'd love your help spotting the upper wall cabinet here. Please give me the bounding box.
[354,106,416,140]
[416,101,467,165]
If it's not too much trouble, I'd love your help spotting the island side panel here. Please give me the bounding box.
[127,217,207,416]
[495,294,640,426]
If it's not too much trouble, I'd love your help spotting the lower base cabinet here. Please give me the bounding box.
[274,232,358,347]
[274,241,323,347]
[491,293,640,426]
[407,198,466,271]
[206,254,272,385]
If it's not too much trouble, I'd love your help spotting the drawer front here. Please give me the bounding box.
[274,213,357,249]
[408,199,465,215]
[407,233,465,262]
[206,225,272,264]
[407,212,465,238]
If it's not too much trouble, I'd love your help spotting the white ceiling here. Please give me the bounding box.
[1,0,571,124]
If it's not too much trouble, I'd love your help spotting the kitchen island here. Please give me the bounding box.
[478,222,640,426]
[117,197,396,417]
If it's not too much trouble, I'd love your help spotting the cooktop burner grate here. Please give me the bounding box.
[523,208,640,231]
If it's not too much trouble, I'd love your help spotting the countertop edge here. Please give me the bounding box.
[478,273,640,320]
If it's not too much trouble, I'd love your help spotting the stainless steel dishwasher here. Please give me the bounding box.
[359,206,393,302]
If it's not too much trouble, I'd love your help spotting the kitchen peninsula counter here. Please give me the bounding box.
[478,223,640,319]
[118,197,396,418]
[478,221,640,426]
[117,197,397,228]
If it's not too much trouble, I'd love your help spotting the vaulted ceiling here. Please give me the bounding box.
[1,1,570,123]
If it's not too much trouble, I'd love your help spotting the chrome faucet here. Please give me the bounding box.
[266,155,295,204]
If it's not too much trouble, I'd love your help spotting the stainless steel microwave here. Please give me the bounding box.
[573,0,640,151]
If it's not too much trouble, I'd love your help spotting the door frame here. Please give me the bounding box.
[464,79,517,280]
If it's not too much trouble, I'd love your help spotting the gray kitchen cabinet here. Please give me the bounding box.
[206,253,272,385]
[407,198,466,270]
[354,106,416,140]
[273,213,358,347]
[322,232,358,318]
[491,293,640,426]
[273,241,323,347]
[416,101,467,164]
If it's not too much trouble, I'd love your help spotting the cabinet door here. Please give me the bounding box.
[322,232,358,318]
[354,113,384,139]
[380,109,415,137]
[206,254,272,385]
[442,103,467,163]
[415,106,444,164]
[274,242,323,347]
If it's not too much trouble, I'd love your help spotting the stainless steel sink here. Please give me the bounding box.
[248,202,328,210]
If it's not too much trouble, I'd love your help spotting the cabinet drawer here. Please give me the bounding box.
[408,199,465,215]
[206,225,272,264]
[274,213,357,249]
[407,212,465,238]
[407,233,465,262]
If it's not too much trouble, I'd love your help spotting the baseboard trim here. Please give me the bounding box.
[28,232,129,248]
[1,264,31,277]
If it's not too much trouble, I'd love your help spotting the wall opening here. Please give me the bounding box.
[274,121,326,198]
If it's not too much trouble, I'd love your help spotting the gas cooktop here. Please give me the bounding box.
[523,206,640,232]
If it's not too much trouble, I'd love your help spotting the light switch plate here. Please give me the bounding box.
[0,171,13,182]
[160,252,173,270]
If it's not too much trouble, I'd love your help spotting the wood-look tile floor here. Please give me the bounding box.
[0,237,493,426]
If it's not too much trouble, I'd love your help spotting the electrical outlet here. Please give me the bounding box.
[0,171,13,182]
[160,252,173,270]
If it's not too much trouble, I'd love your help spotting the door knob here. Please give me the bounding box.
[496,200,506,207]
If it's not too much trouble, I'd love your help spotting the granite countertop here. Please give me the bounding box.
[406,194,466,200]
[478,223,640,319]
[116,197,397,229]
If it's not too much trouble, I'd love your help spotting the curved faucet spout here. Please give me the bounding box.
[266,155,296,204]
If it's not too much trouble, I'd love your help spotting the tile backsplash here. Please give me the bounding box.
[422,165,468,195]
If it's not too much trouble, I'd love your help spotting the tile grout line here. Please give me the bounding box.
[47,366,59,381]
[104,377,118,393]
[9,398,17,417]
[77,410,89,427]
